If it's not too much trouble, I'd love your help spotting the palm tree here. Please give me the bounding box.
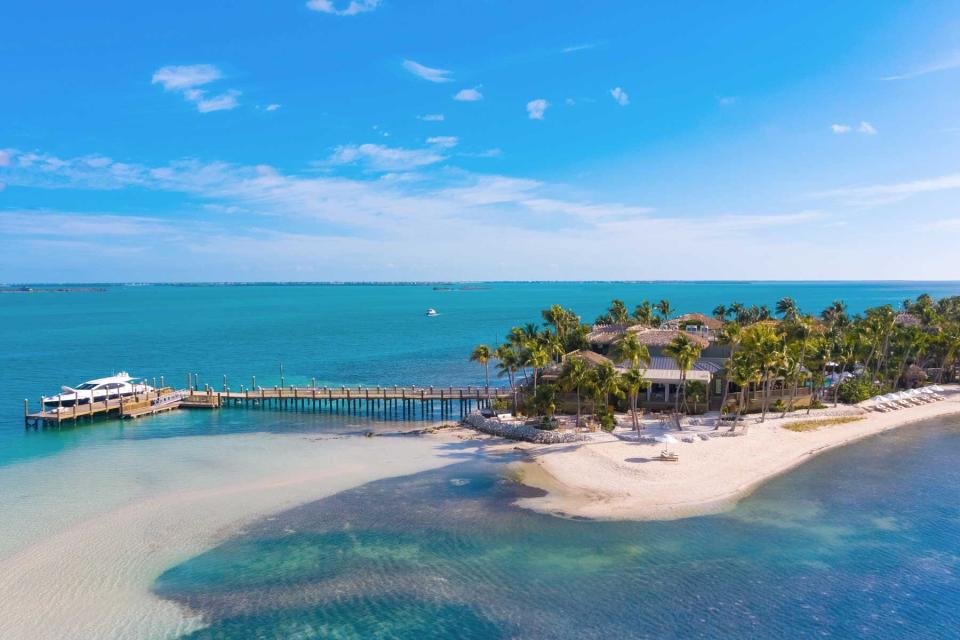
[655,299,673,324]
[470,344,492,388]
[716,321,743,415]
[633,300,656,326]
[607,299,630,325]
[622,367,649,432]
[712,304,728,321]
[784,314,814,413]
[528,345,551,400]
[589,362,624,428]
[776,297,799,323]
[740,323,785,423]
[610,332,651,370]
[663,333,702,414]
[558,356,589,430]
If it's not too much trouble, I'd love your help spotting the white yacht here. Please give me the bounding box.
[43,372,153,407]
[426,308,439,317]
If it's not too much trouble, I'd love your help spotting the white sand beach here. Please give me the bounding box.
[514,385,960,521]
[0,430,467,640]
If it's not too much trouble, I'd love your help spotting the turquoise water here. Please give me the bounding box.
[3,281,959,465]
[3,282,960,638]
[155,418,960,639]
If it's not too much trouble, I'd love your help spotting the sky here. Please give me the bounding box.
[1,0,960,282]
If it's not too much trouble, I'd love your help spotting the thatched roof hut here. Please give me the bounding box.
[626,327,710,349]
[664,313,723,331]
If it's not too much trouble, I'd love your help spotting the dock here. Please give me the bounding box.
[24,380,511,428]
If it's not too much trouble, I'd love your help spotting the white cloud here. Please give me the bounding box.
[815,173,960,206]
[326,143,447,171]
[718,96,737,106]
[426,136,458,149]
[858,121,877,135]
[610,87,629,107]
[470,148,502,158]
[883,51,960,81]
[562,44,596,53]
[265,103,282,112]
[402,60,452,83]
[0,149,10,166]
[921,218,960,232]
[195,90,241,113]
[152,64,239,113]
[418,113,444,121]
[526,99,549,120]
[831,124,852,134]
[306,0,380,16]
[151,64,221,91]
[453,88,483,102]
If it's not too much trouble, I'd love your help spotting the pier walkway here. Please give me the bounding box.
[24,384,511,428]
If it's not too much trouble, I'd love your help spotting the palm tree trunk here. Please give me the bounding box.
[761,372,771,423]
[575,389,581,429]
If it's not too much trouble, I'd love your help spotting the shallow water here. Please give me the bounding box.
[3,282,960,638]
[156,417,960,639]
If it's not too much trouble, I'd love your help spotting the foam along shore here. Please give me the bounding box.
[514,385,960,522]
[0,430,467,640]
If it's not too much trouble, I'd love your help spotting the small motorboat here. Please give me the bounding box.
[426,308,439,317]
[43,372,153,407]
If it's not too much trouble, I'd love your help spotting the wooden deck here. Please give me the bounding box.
[24,384,510,427]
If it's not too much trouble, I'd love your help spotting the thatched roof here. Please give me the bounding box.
[665,312,723,330]
[586,324,628,346]
[626,327,710,349]
[565,349,613,368]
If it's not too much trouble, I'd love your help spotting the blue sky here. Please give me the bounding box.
[2,0,960,281]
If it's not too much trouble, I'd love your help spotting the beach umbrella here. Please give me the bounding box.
[656,434,679,454]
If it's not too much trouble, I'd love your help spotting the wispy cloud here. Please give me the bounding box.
[610,87,629,107]
[814,173,960,206]
[151,64,221,91]
[453,88,483,102]
[921,217,960,232]
[561,43,596,54]
[832,121,877,135]
[718,96,737,106]
[0,149,10,167]
[883,51,960,81]
[526,99,548,120]
[402,60,452,83]
[325,143,447,171]
[152,64,240,113]
[264,103,282,112]
[306,0,380,16]
[426,136,458,149]
[418,113,444,121]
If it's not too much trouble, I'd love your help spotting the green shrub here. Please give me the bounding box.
[835,377,882,404]
[772,399,787,412]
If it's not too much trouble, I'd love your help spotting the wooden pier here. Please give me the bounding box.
[24,382,510,428]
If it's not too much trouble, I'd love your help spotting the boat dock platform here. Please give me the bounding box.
[24,382,510,428]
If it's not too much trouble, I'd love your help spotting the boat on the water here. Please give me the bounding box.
[426,308,439,317]
[43,372,153,407]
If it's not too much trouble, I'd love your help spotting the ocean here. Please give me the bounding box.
[2,281,960,638]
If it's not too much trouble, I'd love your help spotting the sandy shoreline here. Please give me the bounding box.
[513,386,960,521]
[0,429,470,640]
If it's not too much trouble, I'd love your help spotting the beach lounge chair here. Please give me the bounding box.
[659,450,679,462]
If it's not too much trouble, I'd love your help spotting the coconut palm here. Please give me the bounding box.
[716,321,743,415]
[655,299,673,324]
[633,300,657,326]
[470,344,492,388]
[589,362,624,428]
[607,299,630,325]
[776,297,799,323]
[622,366,649,432]
[739,323,785,422]
[712,304,728,321]
[528,345,551,400]
[558,356,589,429]
[610,332,651,370]
[663,332,702,414]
